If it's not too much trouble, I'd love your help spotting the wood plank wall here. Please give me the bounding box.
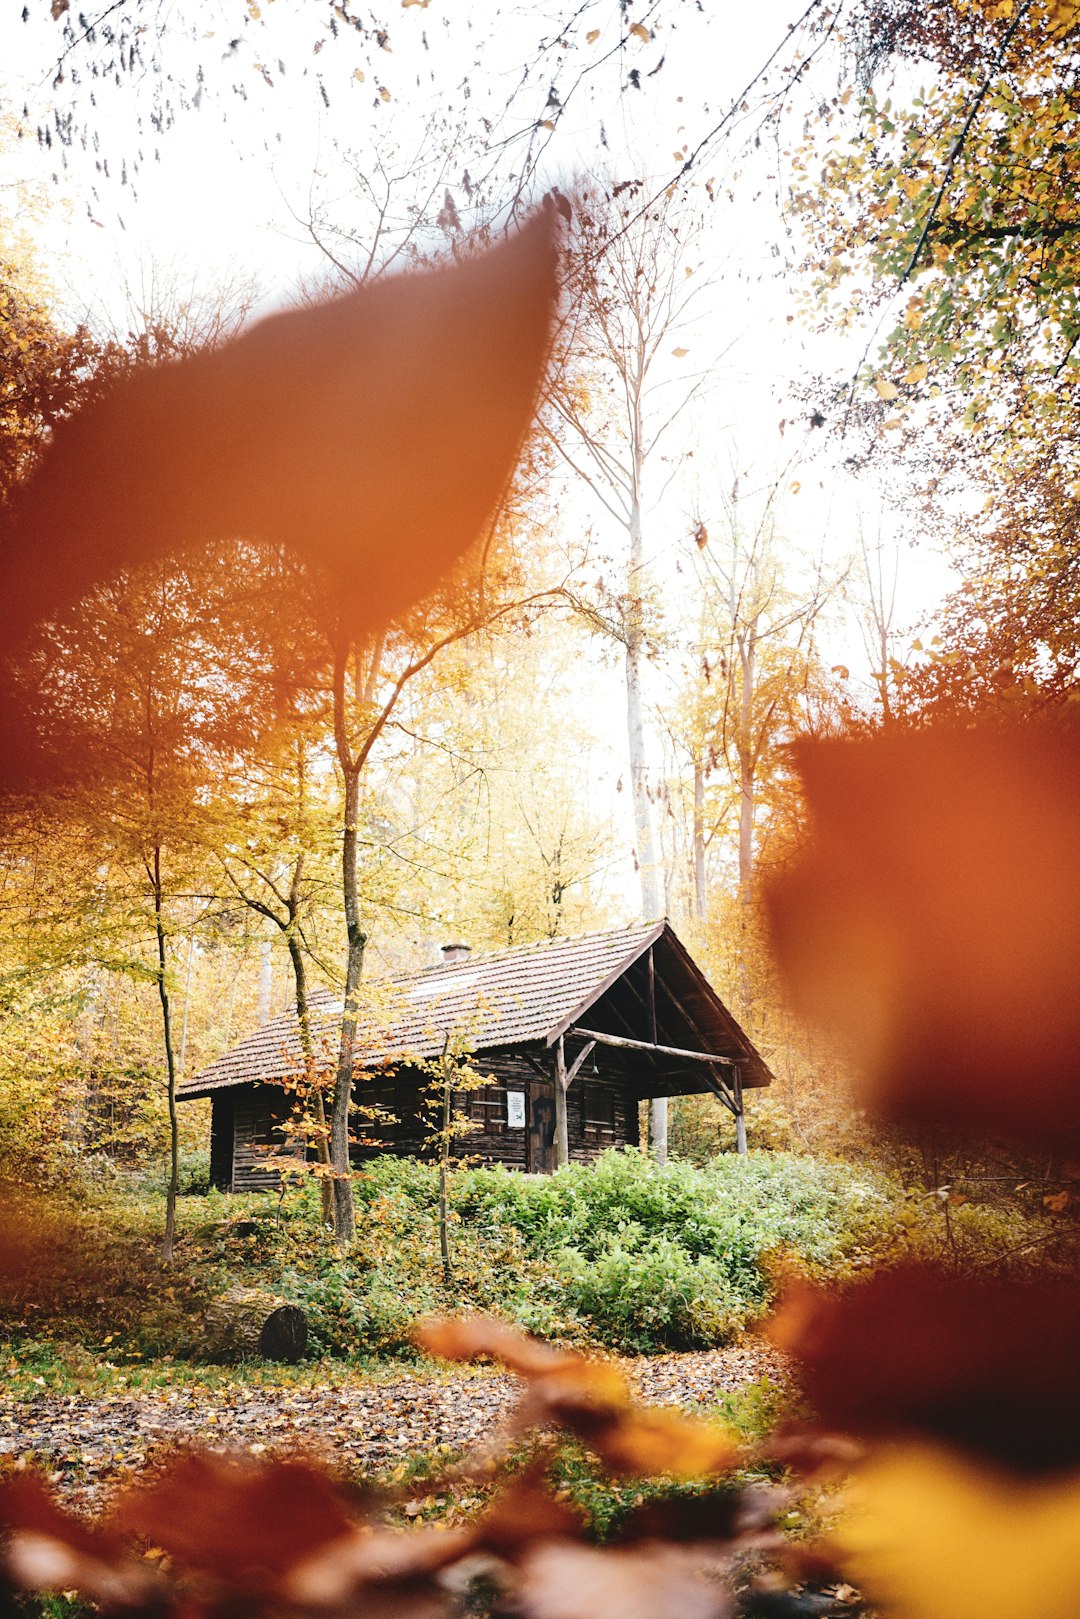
[230,1089,306,1194]
[213,1052,642,1192]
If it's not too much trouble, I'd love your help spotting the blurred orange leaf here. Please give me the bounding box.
[834,1441,1080,1619]
[766,724,1080,1147]
[417,1317,736,1478]
[767,1266,1080,1473]
[0,211,558,784]
[0,1474,160,1609]
[110,1453,359,1591]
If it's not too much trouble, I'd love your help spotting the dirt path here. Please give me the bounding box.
[0,1344,790,1507]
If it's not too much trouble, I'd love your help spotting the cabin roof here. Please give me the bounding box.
[178,920,772,1100]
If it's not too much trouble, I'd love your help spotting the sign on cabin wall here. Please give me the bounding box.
[506,1090,526,1129]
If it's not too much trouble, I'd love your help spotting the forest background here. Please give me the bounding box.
[2,11,1080,1619]
[1,0,1077,1276]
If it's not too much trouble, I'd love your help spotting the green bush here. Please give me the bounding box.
[454,1147,902,1349]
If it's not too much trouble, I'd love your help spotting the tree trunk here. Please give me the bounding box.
[330,764,362,1247]
[626,493,666,1160]
[736,625,757,908]
[625,499,660,920]
[692,754,707,923]
[204,1286,307,1362]
[153,845,180,1267]
[257,937,273,1024]
[438,1051,453,1284]
[285,895,333,1227]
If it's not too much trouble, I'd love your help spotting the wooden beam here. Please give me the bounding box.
[571,1026,737,1068]
[647,947,657,1043]
[651,957,728,1065]
[700,1066,740,1118]
[554,1035,569,1167]
[564,1039,596,1088]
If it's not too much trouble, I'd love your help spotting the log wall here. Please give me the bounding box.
[212,1051,640,1191]
[210,1092,234,1191]
[230,1088,306,1194]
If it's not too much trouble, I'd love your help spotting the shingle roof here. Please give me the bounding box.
[179,920,772,1098]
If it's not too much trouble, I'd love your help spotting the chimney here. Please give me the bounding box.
[441,942,471,964]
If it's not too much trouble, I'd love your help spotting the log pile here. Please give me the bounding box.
[203,1287,308,1363]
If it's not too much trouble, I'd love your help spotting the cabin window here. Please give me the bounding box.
[467,1084,506,1133]
[583,1084,616,1131]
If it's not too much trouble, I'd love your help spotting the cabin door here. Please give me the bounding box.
[526,1081,556,1173]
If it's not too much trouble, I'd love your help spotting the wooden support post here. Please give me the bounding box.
[554,1034,569,1168]
[647,947,657,1043]
[734,1065,747,1156]
[647,946,668,1165]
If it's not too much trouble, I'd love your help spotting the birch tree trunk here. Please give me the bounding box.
[737,624,758,908]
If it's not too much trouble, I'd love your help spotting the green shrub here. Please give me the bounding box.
[453,1148,903,1348]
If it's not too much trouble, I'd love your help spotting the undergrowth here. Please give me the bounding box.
[1,1148,1067,1386]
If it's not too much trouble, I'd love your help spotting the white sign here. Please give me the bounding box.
[506,1090,526,1129]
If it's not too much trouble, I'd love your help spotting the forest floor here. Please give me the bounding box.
[0,1341,791,1508]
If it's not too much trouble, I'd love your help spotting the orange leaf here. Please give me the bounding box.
[110,1454,359,1591]
[419,1316,736,1477]
[0,1474,159,1608]
[416,1313,570,1376]
[588,1407,737,1479]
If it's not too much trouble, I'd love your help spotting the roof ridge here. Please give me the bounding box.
[375,919,664,986]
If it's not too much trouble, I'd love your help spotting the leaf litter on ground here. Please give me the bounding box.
[0,1342,791,1509]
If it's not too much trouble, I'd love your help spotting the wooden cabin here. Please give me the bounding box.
[178,920,773,1192]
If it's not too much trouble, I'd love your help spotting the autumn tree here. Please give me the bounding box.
[550,177,713,918]
[210,720,342,1222]
[546,176,719,1160]
[380,611,619,953]
[676,488,838,921]
[6,551,276,1258]
[796,0,1080,711]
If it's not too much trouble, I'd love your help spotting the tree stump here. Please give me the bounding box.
[203,1286,308,1363]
